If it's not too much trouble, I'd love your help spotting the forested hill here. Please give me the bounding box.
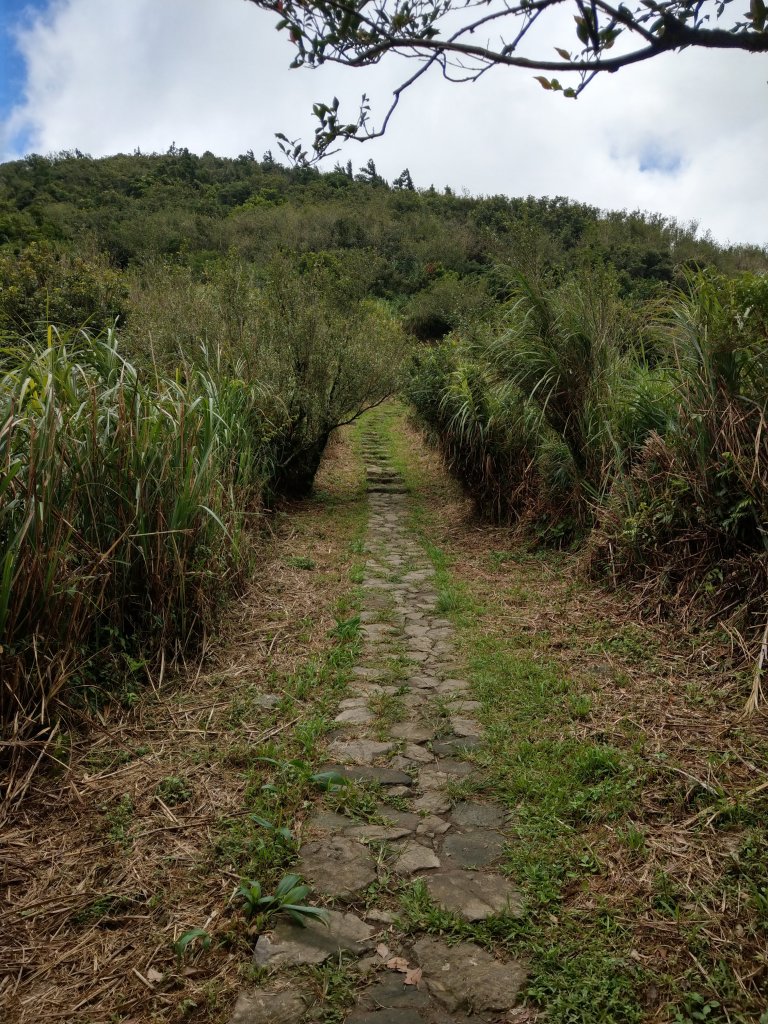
[2,148,767,344]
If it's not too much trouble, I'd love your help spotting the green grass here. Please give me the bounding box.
[285,555,317,570]
[156,775,193,806]
[103,794,135,848]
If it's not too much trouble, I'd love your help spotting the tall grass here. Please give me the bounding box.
[406,269,768,652]
[0,327,273,749]
[590,272,768,627]
[124,253,408,495]
[1,255,407,771]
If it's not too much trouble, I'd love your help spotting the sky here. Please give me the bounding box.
[0,0,766,246]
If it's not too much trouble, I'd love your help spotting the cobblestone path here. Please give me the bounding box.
[232,425,525,1024]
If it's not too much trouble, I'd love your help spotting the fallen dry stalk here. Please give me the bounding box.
[744,616,768,715]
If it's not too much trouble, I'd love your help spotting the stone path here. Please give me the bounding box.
[231,425,525,1024]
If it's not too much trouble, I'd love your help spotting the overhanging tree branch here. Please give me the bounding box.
[243,0,768,161]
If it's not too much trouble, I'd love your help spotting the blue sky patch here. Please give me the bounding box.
[0,0,52,156]
[638,145,682,175]
[1,1,49,123]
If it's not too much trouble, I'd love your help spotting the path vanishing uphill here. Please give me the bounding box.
[232,425,527,1024]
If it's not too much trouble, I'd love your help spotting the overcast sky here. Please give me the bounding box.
[0,0,766,246]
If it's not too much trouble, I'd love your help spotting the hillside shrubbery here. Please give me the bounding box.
[405,271,768,639]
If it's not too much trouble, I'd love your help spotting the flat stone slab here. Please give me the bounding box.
[400,694,430,710]
[405,624,430,637]
[346,1011,423,1024]
[327,739,394,764]
[449,700,483,714]
[383,784,411,797]
[362,624,398,639]
[253,909,374,967]
[441,830,506,868]
[348,823,414,842]
[348,1010,478,1024]
[450,717,483,738]
[306,810,356,835]
[416,768,449,790]
[427,627,453,640]
[229,989,306,1024]
[408,637,434,653]
[416,814,451,838]
[356,975,432,1010]
[450,801,507,829]
[423,869,523,921]
[376,805,421,829]
[391,722,434,743]
[433,758,473,777]
[431,737,481,755]
[393,840,441,874]
[401,744,435,764]
[325,764,414,787]
[334,707,375,726]
[411,791,451,814]
[436,679,470,694]
[413,936,526,1013]
[297,836,376,900]
[338,696,371,709]
[406,675,439,690]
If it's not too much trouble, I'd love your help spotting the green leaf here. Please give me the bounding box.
[250,815,275,831]
[534,76,553,90]
[284,904,330,926]
[237,879,262,902]
[274,873,303,899]
[574,16,590,43]
[554,47,571,60]
[174,928,211,956]
[310,769,349,790]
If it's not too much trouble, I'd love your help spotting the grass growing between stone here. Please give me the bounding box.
[365,401,768,1024]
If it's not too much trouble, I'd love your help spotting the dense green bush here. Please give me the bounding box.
[0,241,127,336]
[589,272,768,622]
[406,270,767,628]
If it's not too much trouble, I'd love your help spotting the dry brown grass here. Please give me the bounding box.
[0,427,366,1024]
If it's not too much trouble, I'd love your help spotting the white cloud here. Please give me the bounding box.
[1,0,767,245]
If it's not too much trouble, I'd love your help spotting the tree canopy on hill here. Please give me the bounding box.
[1,148,765,340]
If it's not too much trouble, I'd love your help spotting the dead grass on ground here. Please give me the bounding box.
[0,428,366,1024]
